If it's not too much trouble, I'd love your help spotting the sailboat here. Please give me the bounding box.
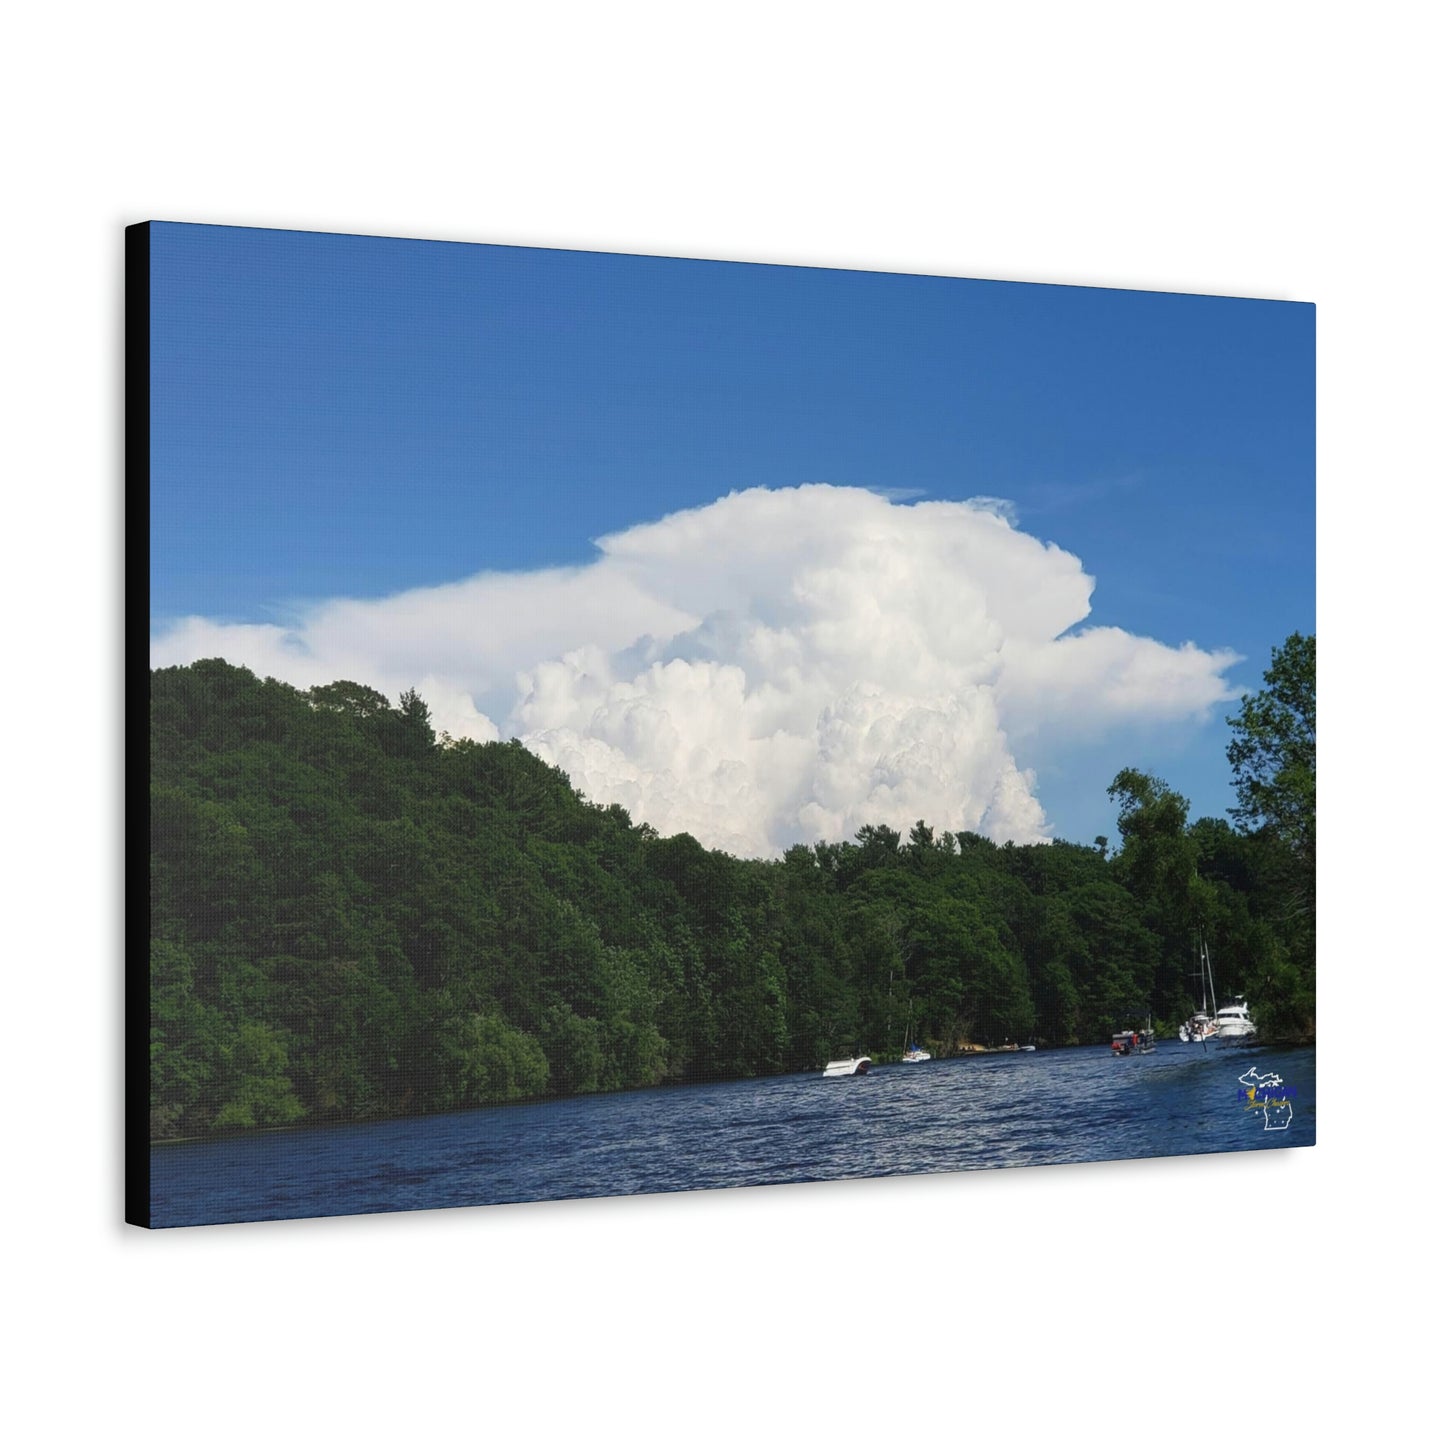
[1178,938,1257,1045]
[1180,936,1220,1043]
[900,1007,930,1062]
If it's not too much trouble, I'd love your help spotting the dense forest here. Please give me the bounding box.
[148,634,1315,1139]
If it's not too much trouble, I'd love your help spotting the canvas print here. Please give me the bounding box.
[130,222,1315,1227]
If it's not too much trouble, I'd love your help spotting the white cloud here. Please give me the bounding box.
[151,485,1239,854]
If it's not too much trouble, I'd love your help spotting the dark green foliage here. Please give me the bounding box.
[1227,633,1316,865]
[149,651,1315,1137]
[1223,633,1316,1036]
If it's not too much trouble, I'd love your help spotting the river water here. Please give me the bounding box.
[149,1040,1315,1227]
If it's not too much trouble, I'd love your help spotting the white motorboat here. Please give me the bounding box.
[822,1056,872,1077]
[1213,996,1258,1042]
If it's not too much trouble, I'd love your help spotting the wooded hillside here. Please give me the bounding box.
[149,639,1314,1138]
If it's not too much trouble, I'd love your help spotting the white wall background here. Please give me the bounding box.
[3,2,1432,1438]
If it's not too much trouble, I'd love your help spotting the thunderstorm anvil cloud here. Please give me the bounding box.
[151,485,1239,855]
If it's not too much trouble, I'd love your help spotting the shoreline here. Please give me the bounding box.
[149,1036,1318,1147]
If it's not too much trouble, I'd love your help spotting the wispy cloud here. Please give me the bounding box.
[864,485,929,502]
[963,495,1019,526]
[152,485,1238,856]
[1016,471,1147,516]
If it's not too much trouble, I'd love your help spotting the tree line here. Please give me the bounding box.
[148,634,1315,1138]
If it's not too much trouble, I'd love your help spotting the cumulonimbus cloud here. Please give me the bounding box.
[151,485,1239,856]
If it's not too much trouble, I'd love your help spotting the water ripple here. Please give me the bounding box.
[150,1041,1315,1226]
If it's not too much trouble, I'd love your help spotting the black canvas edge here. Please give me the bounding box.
[125,222,152,1227]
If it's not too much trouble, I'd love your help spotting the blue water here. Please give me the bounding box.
[149,1040,1314,1227]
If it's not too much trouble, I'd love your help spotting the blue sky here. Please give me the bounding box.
[149,222,1314,850]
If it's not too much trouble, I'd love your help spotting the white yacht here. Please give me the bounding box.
[822,1056,872,1077]
[1213,996,1258,1042]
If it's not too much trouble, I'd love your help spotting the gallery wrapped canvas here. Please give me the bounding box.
[130,222,1314,1227]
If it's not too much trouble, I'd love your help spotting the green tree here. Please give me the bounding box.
[1106,768,1214,1022]
[1225,631,1316,1037]
[452,1013,549,1104]
[395,687,437,759]
[307,680,392,719]
[211,1020,306,1129]
[1107,768,1199,927]
[1227,632,1315,866]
